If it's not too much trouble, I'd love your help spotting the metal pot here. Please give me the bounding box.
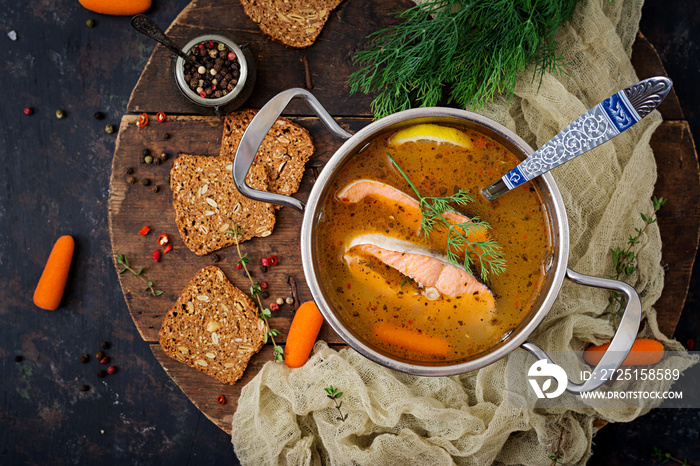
[232,88,641,393]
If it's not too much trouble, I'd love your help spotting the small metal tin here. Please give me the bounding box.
[173,34,256,118]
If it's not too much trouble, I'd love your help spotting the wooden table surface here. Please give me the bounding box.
[2,0,700,464]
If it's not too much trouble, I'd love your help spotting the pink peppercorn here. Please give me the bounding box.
[227,52,236,61]
[260,281,268,289]
[107,366,116,374]
[270,303,279,311]
[100,356,109,364]
[236,263,243,270]
[24,107,33,115]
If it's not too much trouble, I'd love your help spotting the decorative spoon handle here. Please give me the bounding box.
[130,14,201,68]
[482,76,673,201]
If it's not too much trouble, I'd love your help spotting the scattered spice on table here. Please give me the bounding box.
[162,133,170,140]
[105,124,115,134]
[86,19,95,28]
[127,176,136,184]
[99,356,109,364]
[141,178,151,186]
[80,354,89,363]
[97,370,107,378]
[125,167,133,175]
[55,109,66,119]
[81,384,90,391]
[95,351,104,360]
[24,107,33,115]
[107,366,116,374]
[183,40,241,99]
[137,113,148,127]
[159,152,168,161]
[100,341,110,350]
[156,112,166,122]
[14,355,23,363]
[93,111,104,120]
[139,226,150,236]
[217,395,226,405]
[144,155,153,164]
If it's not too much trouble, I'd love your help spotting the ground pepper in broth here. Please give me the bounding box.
[316,125,552,362]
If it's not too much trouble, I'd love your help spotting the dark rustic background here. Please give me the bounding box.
[0,1,697,464]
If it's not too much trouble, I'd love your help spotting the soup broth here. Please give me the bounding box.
[316,125,553,362]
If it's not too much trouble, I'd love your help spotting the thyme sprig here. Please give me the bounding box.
[226,227,284,362]
[348,0,579,118]
[324,385,348,422]
[388,153,506,280]
[651,446,691,465]
[116,254,163,296]
[605,196,666,331]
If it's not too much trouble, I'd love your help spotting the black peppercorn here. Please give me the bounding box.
[152,157,161,165]
[94,111,105,120]
[125,167,133,175]
[14,355,23,362]
[97,370,107,378]
[81,384,90,391]
[80,354,90,363]
[163,133,170,140]
[152,186,159,193]
[95,351,104,360]
[260,265,268,273]
[100,341,110,350]
[262,291,270,299]
[142,148,150,156]
[139,157,146,164]
[141,178,151,186]
[211,254,220,263]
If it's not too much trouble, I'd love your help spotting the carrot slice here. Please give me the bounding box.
[79,0,151,15]
[284,301,324,368]
[373,324,449,356]
[33,236,75,311]
[584,338,664,366]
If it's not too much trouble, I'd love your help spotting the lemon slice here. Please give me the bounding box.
[389,124,472,148]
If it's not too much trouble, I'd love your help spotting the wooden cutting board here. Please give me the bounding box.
[108,0,700,433]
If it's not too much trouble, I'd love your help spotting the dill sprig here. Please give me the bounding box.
[226,227,285,362]
[388,153,506,280]
[348,0,579,118]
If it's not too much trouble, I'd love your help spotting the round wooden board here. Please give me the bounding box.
[108,0,700,433]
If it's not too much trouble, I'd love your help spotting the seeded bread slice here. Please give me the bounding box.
[159,266,266,384]
[239,0,344,48]
[221,110,314,201]
[170,153,276,256]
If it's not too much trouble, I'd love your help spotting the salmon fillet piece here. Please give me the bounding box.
[345,234,495,308]
[336,179,487,242]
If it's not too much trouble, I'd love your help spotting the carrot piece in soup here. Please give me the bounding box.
[373,324,449,356]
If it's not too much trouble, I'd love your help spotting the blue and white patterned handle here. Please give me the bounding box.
[482,77,673,201]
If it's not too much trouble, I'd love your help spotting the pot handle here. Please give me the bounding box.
[521,268,641,394]
[232,88,353,212]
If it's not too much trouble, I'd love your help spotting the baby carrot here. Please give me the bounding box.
[373,324,449,356]
[584,338,664,366]
[284,301,324,368]
[33,236,75,311]
[78,0,151,16]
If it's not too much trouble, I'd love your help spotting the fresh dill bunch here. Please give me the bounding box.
[388,153,506,280]
[349,0,579,118]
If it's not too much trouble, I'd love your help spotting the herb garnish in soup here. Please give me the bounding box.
[316,124,552,362]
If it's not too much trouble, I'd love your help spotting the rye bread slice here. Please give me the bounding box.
[240,0,343,48]
[159,266,266,384]
[221,109,314,200]
[170,153,275,256]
